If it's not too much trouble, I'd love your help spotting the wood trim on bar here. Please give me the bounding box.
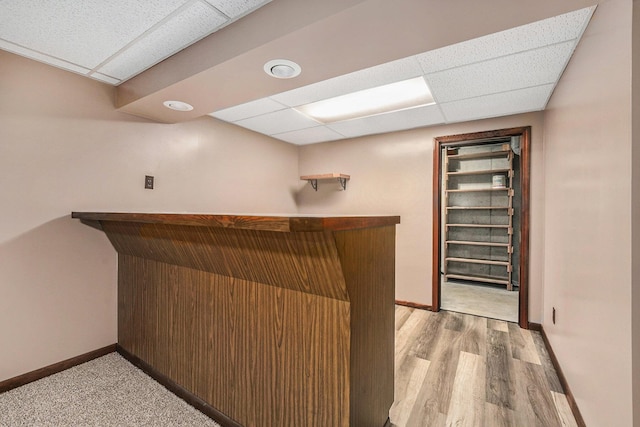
[116,345,242,427]
[531,324,586,427]
[71,212,400,233]
[395,300,432,311]
[0,344,116,393]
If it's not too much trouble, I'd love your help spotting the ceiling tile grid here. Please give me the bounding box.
[210,97,287,122]
[272,126,346,146]
[234,108,321,135]
[0,0,271,85]
[424,41,576,104]
[97,2,229,81]
[209,6,595,145]
[415,6,595,74]
[439,84,555,123]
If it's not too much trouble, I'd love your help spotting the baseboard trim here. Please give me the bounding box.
[395,299,432,311]
[535,325,586,427]
[528,322,542,331]
[0,344,116,393]
[116,345,241,427]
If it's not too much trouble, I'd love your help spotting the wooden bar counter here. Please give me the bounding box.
[72,212,399,427]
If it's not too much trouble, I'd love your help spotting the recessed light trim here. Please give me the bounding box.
[296,77,435,123]
[264,59,301,79]
[163,100,194,111]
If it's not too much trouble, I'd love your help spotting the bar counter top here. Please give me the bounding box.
[71,212,400,232]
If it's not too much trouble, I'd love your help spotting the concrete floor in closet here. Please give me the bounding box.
[441,279,519,323]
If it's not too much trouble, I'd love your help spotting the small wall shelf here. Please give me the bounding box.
[301,173,350,191]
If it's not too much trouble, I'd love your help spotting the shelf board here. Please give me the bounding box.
[446,168,511,176]
[444,273,510,286]
[300,173,350,180]
[446,206,510,210]
[300,173,350,191]
[446,148,511,161]
[446,187,511,193]
[446,240,510,248]
[446,223,510,229]
[446,257,509,266]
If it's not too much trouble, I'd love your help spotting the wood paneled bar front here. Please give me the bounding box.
[72,212,400,427]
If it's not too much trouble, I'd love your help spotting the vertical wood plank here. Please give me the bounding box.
[389,356,431,427]
[445,351,486,427]
[507,322,542,365]
[511,359,562,427]
[334,226,396,427]
[486,329,515,409]
[551,391,579,427]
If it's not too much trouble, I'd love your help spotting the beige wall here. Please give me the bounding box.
[0,51,300,382]
[633,1,640,424]
[543,1,633,425]
[297,112,546,322]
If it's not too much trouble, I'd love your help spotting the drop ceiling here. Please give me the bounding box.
[0,0,272,85]
[209,6,595,144]
[0,0,596,145]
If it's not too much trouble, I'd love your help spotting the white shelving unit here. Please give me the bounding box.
[443,144,515,291]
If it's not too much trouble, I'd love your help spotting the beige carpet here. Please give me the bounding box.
[0,353,220,427]
[441,279,518,322]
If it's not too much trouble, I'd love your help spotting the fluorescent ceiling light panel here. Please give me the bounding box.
[296,77,434,123]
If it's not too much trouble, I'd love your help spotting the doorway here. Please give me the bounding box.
[432,127,530,328]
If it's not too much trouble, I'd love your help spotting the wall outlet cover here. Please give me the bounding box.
[145,175,154,189]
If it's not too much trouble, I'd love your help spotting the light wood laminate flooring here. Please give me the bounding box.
[390,306,577,427]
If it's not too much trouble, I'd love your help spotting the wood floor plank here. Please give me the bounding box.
[396,309,430,367]
[530,330,564,393]
[484,402,516,427]
[445,351,485,427]
[512,359,562,427]
[404,328,461,426]
[459,314,486,356]
[389,356,431,427]
[409,311,445,361]
[551,391,579,427]
[485,329,514,409]
[396,305,414,331]
[443,310,464,332]
[487,318,509,332]
[507,322,542,365]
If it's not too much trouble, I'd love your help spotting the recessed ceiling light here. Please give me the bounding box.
[163,100,194,111]
[296,77,435,123]
[264,59,301,79]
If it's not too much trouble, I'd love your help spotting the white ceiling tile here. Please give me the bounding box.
[416,6,595,74]
[90,73,121,85]
[425,41,575,104]
[235,108,321,135]
[98,2,228,80]
[0,40,91,75]
[0,0,188,69]
[440,84,554,123]
[272,126,345,145]
[327,104,445,138]
[271,56,424,107]
[204,0,272,19]
[209,97,286,121]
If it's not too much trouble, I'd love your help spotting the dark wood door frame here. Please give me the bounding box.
[432,126,531,328]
